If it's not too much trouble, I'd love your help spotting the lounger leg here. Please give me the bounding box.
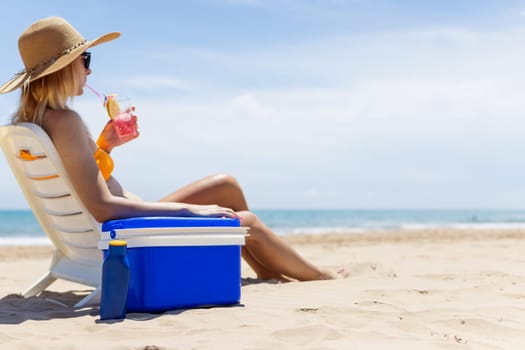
[74,287,100,308]
[22,271,56,298]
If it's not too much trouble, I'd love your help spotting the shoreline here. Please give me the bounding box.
[2,228,525,349]
[3,225,525,244]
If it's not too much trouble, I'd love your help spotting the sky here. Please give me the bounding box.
[1,0,525,209]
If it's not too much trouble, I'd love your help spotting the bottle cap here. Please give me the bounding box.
[109,240,127,247]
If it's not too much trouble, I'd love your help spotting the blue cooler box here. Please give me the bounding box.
[99,217,248,313]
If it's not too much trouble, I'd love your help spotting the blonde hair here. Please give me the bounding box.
[12,62,82,125]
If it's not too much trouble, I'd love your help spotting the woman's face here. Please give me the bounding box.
[74,53,91,96]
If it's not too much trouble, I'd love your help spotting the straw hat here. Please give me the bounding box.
[0,17,120,94]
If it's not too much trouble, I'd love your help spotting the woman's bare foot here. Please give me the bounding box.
[257,272,292,283]
[320,270,335,280]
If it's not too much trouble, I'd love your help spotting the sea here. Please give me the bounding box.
[2,209,525,246]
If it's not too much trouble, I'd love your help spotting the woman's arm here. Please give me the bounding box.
[43,110,237,222]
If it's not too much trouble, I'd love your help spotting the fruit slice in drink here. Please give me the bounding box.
[105,94,120,120]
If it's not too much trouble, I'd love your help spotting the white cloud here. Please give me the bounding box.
[71,69,525,207]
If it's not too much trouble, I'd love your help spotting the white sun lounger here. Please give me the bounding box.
[0,122,103,308]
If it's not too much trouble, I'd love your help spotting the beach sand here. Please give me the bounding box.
[1,229,525,349]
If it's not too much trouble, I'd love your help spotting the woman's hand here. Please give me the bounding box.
[96,115,139,153]
[186,204,239,219]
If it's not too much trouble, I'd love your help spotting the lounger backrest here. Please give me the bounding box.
[0,122,102,265]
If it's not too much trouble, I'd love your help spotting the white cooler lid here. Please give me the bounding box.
[98,226,248,250]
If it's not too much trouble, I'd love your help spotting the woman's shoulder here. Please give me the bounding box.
[45,108,82,124]
[44,109,85,130]
[43,109,90,142]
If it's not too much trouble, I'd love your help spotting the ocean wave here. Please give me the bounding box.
[272,222,525,235]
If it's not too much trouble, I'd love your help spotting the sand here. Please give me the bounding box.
[1,229,525,349]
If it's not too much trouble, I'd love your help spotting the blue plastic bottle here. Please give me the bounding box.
[100,240,130,320]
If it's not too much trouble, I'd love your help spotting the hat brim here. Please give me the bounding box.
[0,32,120,94]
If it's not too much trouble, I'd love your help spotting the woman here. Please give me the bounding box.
[0,17,332,281]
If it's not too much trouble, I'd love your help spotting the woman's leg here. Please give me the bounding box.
[238,210,332,281]
[160,173,286,280]
[160,173,249,212]
[160,173,332,281]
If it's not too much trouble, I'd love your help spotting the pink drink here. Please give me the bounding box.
[85,84,139,139]
[113,109,138,138]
